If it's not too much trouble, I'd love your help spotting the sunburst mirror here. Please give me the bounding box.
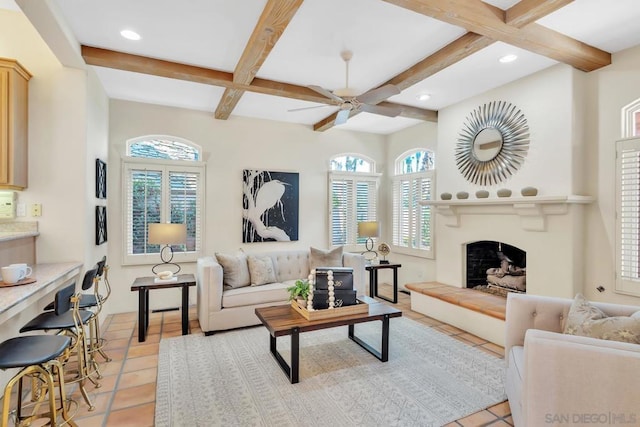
[456,101,530,186]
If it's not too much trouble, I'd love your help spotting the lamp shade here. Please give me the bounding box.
[148,223,187,245]
[357,221,379,238]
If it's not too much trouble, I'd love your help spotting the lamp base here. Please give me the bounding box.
[151,262,181,276]
[361,249,378,262]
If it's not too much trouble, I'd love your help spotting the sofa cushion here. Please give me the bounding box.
[273,252,310,282]
[564,293,640,344]
[222,282,290,308]
[247,255,277,286]
[309,246,343,271]
[215,251,250,288]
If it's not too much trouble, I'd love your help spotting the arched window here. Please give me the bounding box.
[123,136,204,265]
[622,98,640,138]
[329,154,379,247]
[395,149,435,174]
[392,149,435,257]
[330,154,374,173]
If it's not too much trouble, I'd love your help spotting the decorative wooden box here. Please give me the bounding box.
[291,298,368,321]
[314,267,353,290]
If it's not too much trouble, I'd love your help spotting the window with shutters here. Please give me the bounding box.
[123,136,204,266]
[392,149,435,258]
[329,154,379,247]
[616,100,640,295]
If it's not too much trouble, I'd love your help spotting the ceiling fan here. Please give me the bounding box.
[290,50,402,125]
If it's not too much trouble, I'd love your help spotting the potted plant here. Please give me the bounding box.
[287,279,310,304]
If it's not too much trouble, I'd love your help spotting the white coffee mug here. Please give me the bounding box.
[1,266,26,284]
[9,263,32,278]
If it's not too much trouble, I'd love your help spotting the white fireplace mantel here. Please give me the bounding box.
[419,195,594,231]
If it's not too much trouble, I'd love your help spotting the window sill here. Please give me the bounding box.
[391,246,434,260]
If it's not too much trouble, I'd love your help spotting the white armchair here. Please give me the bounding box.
[505,293,640,427]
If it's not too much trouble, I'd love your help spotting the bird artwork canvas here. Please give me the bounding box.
[243,170,299,243]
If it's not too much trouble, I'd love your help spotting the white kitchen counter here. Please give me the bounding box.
[0,262,82,324]
[0,231,39,242]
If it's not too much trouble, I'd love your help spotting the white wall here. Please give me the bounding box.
[0,9,109,270]
[107,100,386,313]
[424,63,589,299]
[385,121,438,288]
[583,45,640,305]
[0,7,109,390]
[437,64,576,197]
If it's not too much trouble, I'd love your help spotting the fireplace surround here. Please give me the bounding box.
[410,195,593,344]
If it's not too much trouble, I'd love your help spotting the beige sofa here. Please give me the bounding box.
[505,293,640,427]
[196,249,366,334]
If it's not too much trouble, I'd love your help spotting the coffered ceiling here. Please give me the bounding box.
[7,0,640,134]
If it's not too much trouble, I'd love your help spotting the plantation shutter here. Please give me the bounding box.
[124,162,203,263]
[393,179,411,247]
[392,172,433,253]
[169,171,201,252]
[329,173,378,246]
[416,176,432,250]
[127,168,162,255]
[616,137,640,295]
[330,179,351,246]
[356,180,377,244]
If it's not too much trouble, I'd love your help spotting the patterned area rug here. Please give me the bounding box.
[155,317,505,427]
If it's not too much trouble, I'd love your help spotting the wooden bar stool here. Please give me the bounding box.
[0,333,74,426]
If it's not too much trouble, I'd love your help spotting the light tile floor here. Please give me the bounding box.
[63,285,512,426]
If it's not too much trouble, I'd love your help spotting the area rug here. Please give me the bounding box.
[155,317,505,427]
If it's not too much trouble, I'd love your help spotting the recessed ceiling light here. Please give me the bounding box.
[120,29,141,41]
[416,93,431,101]
[499,54,518,63]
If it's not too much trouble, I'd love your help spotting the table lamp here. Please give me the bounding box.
[148,223,187,276]
[358,221,379,261]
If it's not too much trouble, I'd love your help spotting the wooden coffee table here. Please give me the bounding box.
[255,296,402,384]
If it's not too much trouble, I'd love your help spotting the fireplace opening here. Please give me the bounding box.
[466,241,526,295]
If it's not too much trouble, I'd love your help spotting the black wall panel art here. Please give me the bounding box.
[95,206,107,245]
[242,169,299,243]
[95,159,107,199]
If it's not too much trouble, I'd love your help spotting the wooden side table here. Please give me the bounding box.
[366,263,402,304]
[130,274,196,342]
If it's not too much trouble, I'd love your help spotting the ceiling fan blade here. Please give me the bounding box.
[356,84,400,105]
[335,109,351,125]
[288,105,331,112]
[308,85,344,103]
[359,103,402,118]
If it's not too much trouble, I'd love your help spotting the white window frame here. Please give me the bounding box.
[392,149,435,259]
[615,137,640,297]
[622,98,640,138]
[122,140,205,266]
[328,171,380,249]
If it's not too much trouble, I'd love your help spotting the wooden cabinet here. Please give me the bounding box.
[0,58,31,190]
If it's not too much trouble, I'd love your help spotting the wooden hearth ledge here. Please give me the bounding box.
[405,282,506,321]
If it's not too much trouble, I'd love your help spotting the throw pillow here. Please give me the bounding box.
[581,313,640,344]
[564,293,640,344]
[215,251,250,288]
[309,246,343,271]
[563,293,607,335]
[247,255,276,286]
